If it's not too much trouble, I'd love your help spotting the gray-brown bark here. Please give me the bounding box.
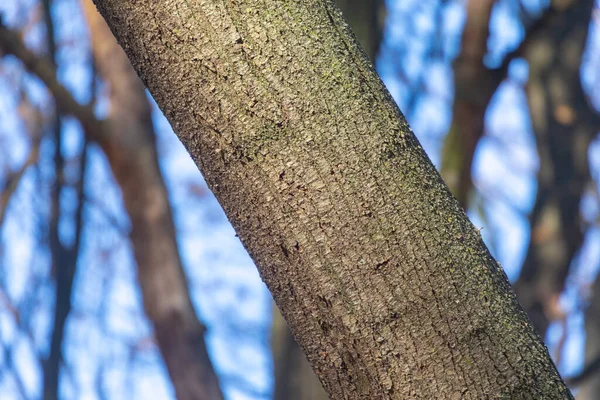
[83,3,224,399]
[91,0,571,398]
[272,2,385,398]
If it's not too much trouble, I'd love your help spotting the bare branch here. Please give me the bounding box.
[0,22,107,143]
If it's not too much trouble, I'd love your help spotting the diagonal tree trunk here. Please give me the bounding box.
[272,2,386,398]
[88,0,574,397]
[82,2,224,399]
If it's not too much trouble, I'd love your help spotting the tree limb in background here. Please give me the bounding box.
[574,272,600,396]
[44,138,88,400]
[37,1,88,396]
[335,0,385,63]
[513,0,599,338]
[81,1,223,399]
[0,137,40,227]
[0,22,107,141]
[0,10,223,399]
[0,80,45,227]
[440,0,496,208]
[441,1,562,208]
[272,307,327,400]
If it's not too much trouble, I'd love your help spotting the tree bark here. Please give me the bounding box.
[272,2,385,398]
[82,2,224,399]
[91,0,571,398]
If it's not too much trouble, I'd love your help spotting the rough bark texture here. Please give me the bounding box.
[82,2,224,399]
[91,0,571,398]
[272,2,385,398]
[513,0,599,337]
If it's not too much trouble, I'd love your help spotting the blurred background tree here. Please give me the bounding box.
[0,0,599,399]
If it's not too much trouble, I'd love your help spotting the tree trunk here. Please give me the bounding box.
[91,0,571,398]
[82,2,224,399]
[272,2,385,398]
